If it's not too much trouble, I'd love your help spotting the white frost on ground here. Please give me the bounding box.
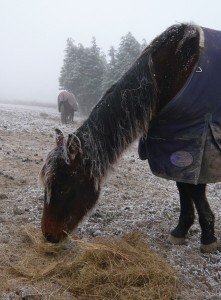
[0,103,221,299]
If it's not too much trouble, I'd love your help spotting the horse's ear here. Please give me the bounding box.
[55,128,64,146]
[66,134,82,160]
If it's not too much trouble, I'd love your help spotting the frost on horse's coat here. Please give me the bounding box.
[139,27,221,184]
[40,23,219,252]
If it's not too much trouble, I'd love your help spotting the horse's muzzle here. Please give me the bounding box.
[43,232,61,243]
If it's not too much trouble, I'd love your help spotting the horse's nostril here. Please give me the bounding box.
[44,232,60,243]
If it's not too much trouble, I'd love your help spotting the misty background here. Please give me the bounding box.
[1,0,221,105]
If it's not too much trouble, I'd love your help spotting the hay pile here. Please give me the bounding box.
[1,225,178,299]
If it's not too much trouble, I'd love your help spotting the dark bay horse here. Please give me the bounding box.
[40,23,221,252]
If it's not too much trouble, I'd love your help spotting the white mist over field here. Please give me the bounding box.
[1,0,221,104]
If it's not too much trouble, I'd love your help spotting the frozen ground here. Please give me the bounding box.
[0,103,221,299]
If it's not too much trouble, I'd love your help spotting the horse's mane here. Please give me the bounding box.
[75,49,156,181]
[41,23,201,189]
[73,23,201,182]
[75,23,200,181]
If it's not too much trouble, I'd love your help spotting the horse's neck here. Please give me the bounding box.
[75,23,201,179]
[76,56,157,178]
[152,24,200,110]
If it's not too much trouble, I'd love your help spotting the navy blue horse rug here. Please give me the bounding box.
[139,27,221,185]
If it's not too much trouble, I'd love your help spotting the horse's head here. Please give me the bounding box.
[39,129,100,243]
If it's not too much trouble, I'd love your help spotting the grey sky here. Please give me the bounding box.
[1,0,221,103]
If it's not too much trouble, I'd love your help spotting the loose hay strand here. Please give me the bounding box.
[2,225,178,299]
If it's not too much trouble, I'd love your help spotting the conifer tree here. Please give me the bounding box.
[115,32,141,80]
[59,38,79,92]
[59,33,144,115]
[59,38,106,114]
[102,46,117,92]
[102,32,142,92]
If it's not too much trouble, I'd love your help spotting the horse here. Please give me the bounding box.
[57,91,79,124]
[40,23,221,253]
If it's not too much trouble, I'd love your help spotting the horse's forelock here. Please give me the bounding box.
[38,162,52,204]
[39,146,67,200]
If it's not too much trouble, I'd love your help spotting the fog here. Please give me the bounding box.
[1,0,221,104]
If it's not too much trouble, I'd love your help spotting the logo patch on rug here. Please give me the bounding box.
[170,151,193,167]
